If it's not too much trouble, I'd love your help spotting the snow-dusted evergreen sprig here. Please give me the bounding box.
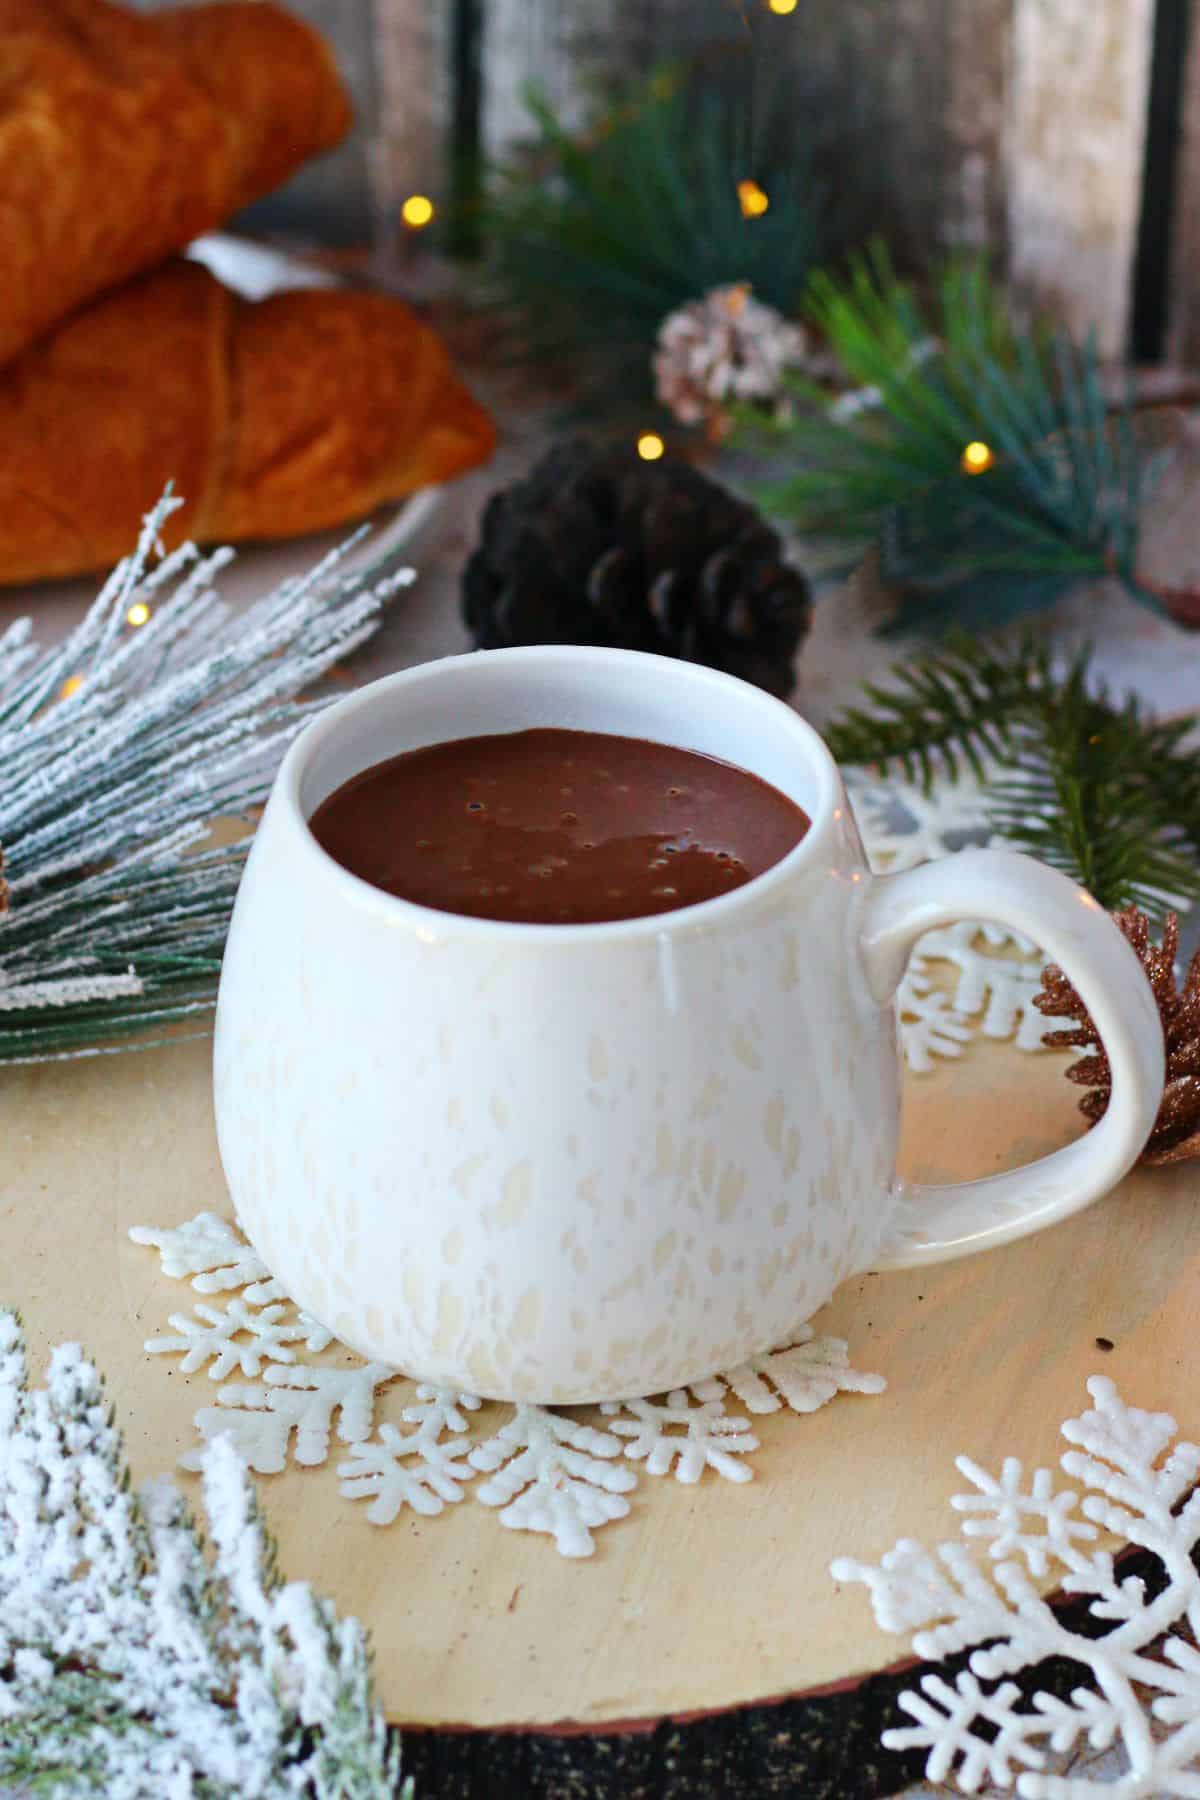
[832,1376,1200,1797]
[0,1309,406,1799]
[0,489,412,1062]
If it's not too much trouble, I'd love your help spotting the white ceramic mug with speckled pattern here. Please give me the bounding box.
[213,647,1164,1403]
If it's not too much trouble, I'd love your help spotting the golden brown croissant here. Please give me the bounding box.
[0,260,496,583]
[0,0,351,366]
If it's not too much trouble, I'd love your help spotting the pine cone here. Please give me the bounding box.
[653,283,807,436]
[461,440,812,698]
[1035,908,1200,1166]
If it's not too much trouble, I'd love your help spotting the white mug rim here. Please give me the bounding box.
[278,644,844,946]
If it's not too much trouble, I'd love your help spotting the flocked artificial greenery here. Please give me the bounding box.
[750,247,1183,634]
[0,493,407,1064]
[483,72,822,405]
[825,632,1200,917]
[0,1309,404,1797]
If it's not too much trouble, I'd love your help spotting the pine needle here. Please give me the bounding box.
[0,491,411,1063]
[483,71,823,405]
[825,632,1200,917]
[747,249,1162,633]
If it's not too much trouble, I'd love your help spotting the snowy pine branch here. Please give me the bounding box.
[0,1308,405,1798]
[0,490,411,1062]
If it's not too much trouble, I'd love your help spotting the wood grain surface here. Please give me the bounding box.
[3,1022,1197,1747]
[4,366,1199,1794]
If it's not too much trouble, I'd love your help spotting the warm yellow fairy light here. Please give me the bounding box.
[637,431,665,461]
[401,194,435,229]
[126,600,151,627]
[737,179,770,219]
[961,439,995,475]
[60,674,83,699]
[768,0,798,13]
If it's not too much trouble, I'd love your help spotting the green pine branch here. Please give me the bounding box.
[482,71,824,404]
[820,632,1052,787]
[825,633,1200,916]
[746,248,1169,634]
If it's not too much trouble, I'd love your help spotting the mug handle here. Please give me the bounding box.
[858,848,1165,1269]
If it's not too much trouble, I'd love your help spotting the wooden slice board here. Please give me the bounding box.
[3,1028,1198,1797]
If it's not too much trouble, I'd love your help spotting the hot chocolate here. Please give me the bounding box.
[308,727,810,925]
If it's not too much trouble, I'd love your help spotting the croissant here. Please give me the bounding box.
[0,260,496,583]
[0,0,351,366]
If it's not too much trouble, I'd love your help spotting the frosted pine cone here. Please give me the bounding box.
[1035,907,1200,1166]
[653,283,806,437]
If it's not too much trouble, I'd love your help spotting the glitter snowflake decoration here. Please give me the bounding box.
[832,1376,1200,1797]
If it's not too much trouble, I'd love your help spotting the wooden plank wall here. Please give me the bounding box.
[1007,0,1155,357]
[1168,2,1200,364]
[371,1,444,248]
[478,0,967,271]
[131,0,1180,366]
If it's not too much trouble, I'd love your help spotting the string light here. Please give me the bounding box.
[768,0,798,12]
[637,431,665,461]
[960,440,995,475]
[737,179,770,219]
[401,194,435,230]
[60,674,83,699]
[126,601,151,627]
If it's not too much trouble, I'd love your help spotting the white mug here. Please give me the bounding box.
[213,646,1164,1403]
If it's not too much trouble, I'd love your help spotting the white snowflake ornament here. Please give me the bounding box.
[338,1396,482,1527]
[916,924,1050,1047]
[850,769,998,874]
[182,1362,395,1474]
[469,1407,637,1558]
[133,1213,885,1559]
[721,1328,888,1415]
[832,1376,1200,1797]
[601,1386,758,1483]
[339,1386,482,1523]
[599,1330,885,1485]
[897,969,976,1073]
[145,1298,331,1379]
[129,1213,284,1302]
[845,772,1055,1072]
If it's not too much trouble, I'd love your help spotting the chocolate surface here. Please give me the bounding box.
[309,728,809,925]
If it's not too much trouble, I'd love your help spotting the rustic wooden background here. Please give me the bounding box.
[135,0,1194,361]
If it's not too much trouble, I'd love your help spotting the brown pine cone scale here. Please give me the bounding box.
[461,439,812,698]
[1035,907,1200,1166]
